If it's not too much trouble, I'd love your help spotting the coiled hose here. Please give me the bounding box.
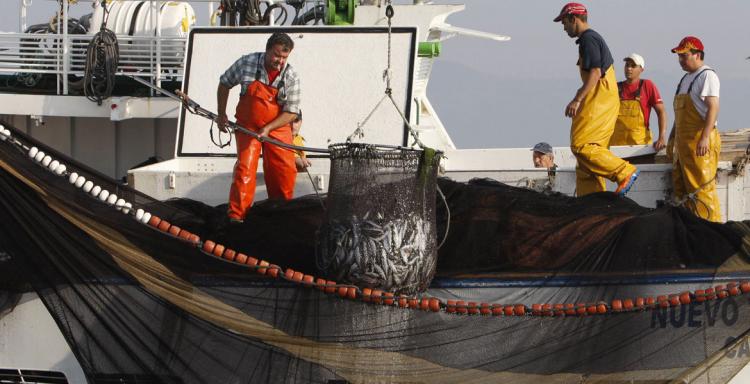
[83,26,119,105]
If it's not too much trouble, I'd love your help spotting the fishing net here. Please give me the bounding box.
[5,120,750,383]
[316,143,441,294]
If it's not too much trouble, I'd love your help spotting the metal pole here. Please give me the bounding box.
[155,0,162,89]
[20,0,29,33]
[62,0,69,95]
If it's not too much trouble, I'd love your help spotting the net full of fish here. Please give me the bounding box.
[317,211,434,294]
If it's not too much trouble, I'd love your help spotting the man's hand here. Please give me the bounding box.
[217,113,229,133]
[653,137,666,151]
[696,135,710,156]
[565,100,581,118]
[295,157,311,171]
[258,126,271,138]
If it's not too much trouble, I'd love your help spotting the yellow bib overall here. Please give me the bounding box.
[610,80,652,145]
[571,66,637,196]
[672,69,721,222]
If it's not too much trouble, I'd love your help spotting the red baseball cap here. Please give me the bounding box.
[671,36,704,54]
[553,3,588,22]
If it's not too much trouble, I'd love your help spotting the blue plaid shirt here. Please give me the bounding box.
[219,52,301,115]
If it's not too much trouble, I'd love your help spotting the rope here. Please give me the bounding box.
[670,173,717,220]
[83,1,119,105]
[346,1,425,149]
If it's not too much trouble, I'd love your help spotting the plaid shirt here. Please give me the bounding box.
[219,52,301,115]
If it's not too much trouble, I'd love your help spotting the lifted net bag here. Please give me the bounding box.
[316,143,441,294]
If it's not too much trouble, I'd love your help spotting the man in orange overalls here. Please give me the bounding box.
[216,32,301,223]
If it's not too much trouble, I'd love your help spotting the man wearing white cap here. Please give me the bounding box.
[609,53,668,151]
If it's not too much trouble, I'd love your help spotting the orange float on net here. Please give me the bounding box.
[372,290,384,304]
[645,297,656,308]
[429,298,441,312]
[694,289,706,303]
[346,287,357,299]
[257,260,269,275]
[158,220,172,232]
[467,302,480,315]
[623,299,634,310]
[362,288,373,303]
[564,304,576,316]
[541,304,553,316]
[503,305,514,316]
[514,304,526,316]
[679,292,691,304]
[383,292,395,306]
[586,305,597,315]
[491,305,503,316]
[234,253,248,264]
[317,278,328,291]
[168,225,181,237]
[576,304,587,316]
[446,300,457,314]
[222,249,237,262]
[148,215,162,228]
[177,229,192,240]
[596,303,607,314]
[245,256,258,267]
[202,240,216,254]
[480,303,491,316]
[398,296,408,308]
[728,282,740,296]
[302,274,314,287]
[337,286,348,298]
[212,244,225,258]
[420,298,430,311]
[611,299,623,312]
[635,297,645,309]
[187,234,201,245]
[531,304,542,316]
[553,304,565,316]
[705,287,716,300]
[740,282,750,293]
[408,298,419,308]
[456,300,468,315]
[324,280,337,295]
[716,285,728,299]
[291,271,304,283]
[668,294,681,306]
[267,265,280,278]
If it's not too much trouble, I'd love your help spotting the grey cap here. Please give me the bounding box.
[531,142,553,154]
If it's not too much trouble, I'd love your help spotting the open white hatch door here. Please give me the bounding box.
[177,27,418,157]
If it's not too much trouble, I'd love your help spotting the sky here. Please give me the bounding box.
[1,0,749,149]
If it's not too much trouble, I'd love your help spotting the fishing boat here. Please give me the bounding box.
[2,1,750,383]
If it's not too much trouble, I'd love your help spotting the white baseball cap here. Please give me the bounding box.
[623,53,645,68]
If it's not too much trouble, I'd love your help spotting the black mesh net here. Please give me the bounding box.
[3,120,750,383]
[316,144,441,294]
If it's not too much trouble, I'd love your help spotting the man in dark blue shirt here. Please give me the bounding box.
[554,3,639,196]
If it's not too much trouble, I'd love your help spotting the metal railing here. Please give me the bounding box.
[0,32,186,95]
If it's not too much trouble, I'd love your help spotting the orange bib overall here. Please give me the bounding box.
[228,69,297,220]
[672,69,721,222]
[610,80,652,146]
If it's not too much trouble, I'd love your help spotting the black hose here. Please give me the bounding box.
[83,3,119,105]
[294,5,326,25]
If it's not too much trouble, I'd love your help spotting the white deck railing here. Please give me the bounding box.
[0,32,186,94]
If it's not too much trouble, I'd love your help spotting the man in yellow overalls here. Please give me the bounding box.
[669,36,722,222]
[609,53,668,151]
[554,3,639,196]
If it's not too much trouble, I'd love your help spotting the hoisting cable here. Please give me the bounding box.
[84,0,119,105]
[346,1,425,149]
[126,75,329,154]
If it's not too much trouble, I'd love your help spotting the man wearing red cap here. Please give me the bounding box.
[668,36,721,222]
[554,3,639,197]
